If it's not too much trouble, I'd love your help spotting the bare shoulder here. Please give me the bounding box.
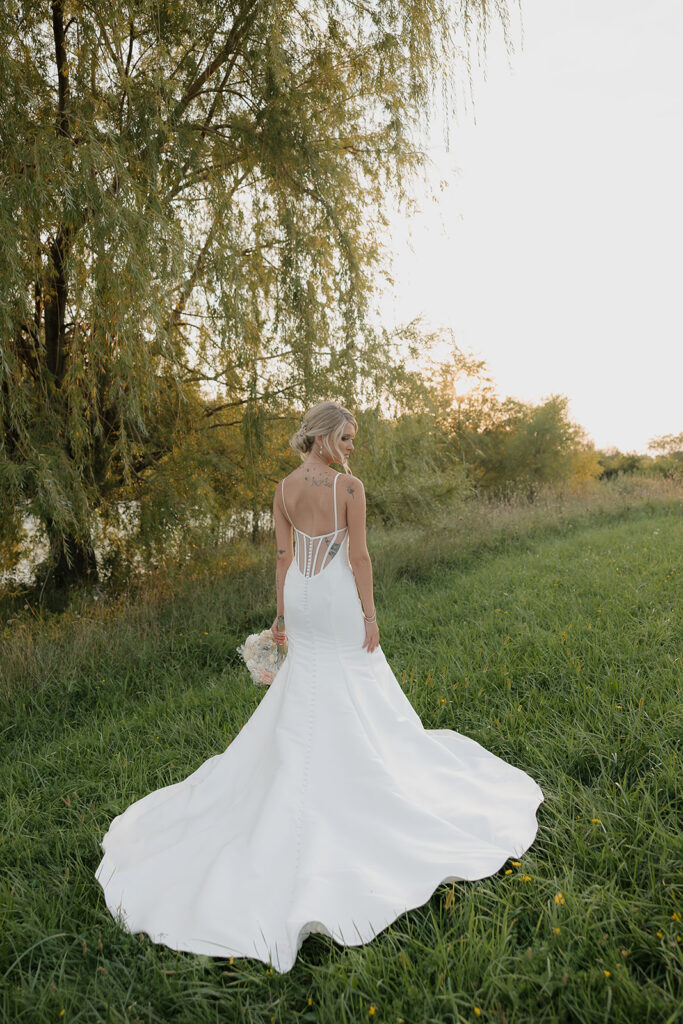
[342,474,365,500]
[277,468,302,490]
[274,472,292,502]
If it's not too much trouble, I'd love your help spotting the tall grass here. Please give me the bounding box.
[1,478,681,1023]
[2,475,680,699]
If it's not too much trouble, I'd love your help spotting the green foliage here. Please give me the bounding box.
[648,432,683,457]
[450,393,601,498]
[647,433,683,481]
[597,436,683,483]
[0,0,511,584]
[352,404,471,524]
[598,449,646,480]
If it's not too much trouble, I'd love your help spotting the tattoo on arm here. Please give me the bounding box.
[278,549,285,555]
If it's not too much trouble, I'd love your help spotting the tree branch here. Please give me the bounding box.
[165,168,251,333]
[51,0,70,139]
[172,0,261,124]
[204,383,301,419]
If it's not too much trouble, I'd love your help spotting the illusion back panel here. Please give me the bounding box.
[292,526,348,577]
[282,472,349,578]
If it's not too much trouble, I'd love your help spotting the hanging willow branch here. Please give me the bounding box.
[0,0,514,583]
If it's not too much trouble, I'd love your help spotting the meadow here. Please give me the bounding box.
[1,478,681,1024]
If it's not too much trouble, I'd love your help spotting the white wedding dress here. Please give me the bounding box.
[96,473,543,973]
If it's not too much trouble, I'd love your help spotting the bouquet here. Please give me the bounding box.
[237,628,287,687]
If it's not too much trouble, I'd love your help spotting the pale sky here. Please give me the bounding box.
[380,0,683,453]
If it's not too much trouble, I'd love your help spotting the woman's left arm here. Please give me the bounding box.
[272,483,293,642]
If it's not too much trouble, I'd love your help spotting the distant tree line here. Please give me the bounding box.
[596,435,683,482]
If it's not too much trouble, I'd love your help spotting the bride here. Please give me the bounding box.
[96,400,543,973]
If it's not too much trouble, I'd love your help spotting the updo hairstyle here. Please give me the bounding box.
[290,401,357,473]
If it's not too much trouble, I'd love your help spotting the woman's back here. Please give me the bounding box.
[281,467,350,578]
[280,466,348,537]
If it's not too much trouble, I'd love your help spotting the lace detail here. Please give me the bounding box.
[282,473,348,578]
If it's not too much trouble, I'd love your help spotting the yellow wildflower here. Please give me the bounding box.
[474,1009,482,1018]
[369,1007,376,1017]
[591,818,601,824]
[511,861,521,867]
[505,869,512,875]
[307,998,313,1006]
[672,912,681,923]
[522,875,532,882]
[656,931,663,938]
[603,970,611,978]
[229,956,234,965]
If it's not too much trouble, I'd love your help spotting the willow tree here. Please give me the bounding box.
[0,0,513,584]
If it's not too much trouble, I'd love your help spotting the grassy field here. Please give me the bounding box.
[1,483,681,1023]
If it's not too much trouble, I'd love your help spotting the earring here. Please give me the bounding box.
[319,445,323,454]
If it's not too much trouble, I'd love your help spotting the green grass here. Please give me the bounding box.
[1,490,682,1023]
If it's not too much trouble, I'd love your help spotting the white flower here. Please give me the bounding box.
[236,629,286,686]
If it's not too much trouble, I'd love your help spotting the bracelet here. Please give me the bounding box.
[363,610,377,623]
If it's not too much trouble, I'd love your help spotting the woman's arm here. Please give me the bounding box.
[273,482,293,621]
[345,478,379,651]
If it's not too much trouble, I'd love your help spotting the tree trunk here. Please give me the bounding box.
[49,533,99,587]
[45,1,72,383]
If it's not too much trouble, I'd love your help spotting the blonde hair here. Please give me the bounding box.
[290,401,357,473]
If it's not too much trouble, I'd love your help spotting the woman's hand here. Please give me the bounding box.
[271,616,287,647]
[362,617,380,654]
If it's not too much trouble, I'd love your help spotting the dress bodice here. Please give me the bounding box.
[281,473,348,578]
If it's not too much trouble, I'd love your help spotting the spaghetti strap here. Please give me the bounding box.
[281,479,292,525]
[333,473,339,531]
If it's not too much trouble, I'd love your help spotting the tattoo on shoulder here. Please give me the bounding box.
[347,485,355,497]
[278,548,285,554]
[309,473,332,488]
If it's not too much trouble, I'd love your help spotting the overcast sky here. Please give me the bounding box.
[380,0,682,453]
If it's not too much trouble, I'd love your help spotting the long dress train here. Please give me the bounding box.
[96,472,543,973]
